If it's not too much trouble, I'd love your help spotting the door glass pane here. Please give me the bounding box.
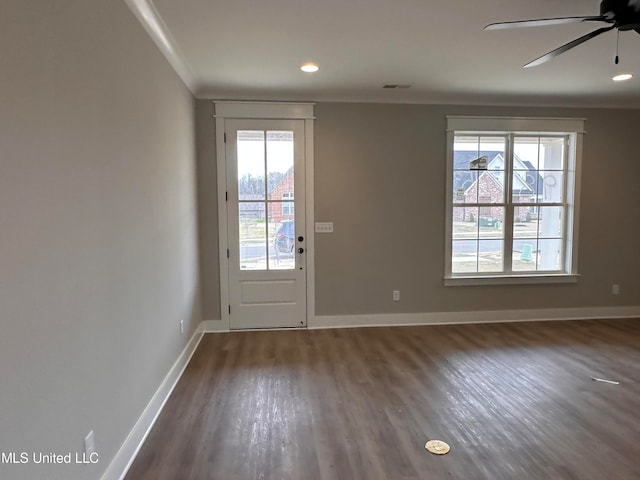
[237,131,265,201]
[267,131,294,200]
[239,202,266,270]
[281,192,294,217]
[269,204,295,270]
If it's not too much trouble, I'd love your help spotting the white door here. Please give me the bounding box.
[225,119,306,330]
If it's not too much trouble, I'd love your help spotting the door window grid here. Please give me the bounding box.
[237,130,296,271]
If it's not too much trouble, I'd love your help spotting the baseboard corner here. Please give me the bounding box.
[100,324,204,480]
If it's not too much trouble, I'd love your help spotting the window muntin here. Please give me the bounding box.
[447,127,579,281]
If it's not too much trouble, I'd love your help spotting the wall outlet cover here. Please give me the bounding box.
[315,222,334,233]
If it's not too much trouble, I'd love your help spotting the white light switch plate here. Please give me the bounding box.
[315,222,334,233]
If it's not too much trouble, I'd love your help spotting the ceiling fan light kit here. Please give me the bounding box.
[485,0,640,68]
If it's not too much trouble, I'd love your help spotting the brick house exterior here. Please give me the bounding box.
[460,172,533,223]
[269,167,294,224]
[453,152,542,223]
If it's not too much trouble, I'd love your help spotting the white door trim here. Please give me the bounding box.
[214,101,315,331]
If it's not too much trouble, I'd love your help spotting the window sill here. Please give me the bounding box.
[444,274,580,287]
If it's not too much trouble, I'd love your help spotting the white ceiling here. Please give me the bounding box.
[132,0,640,107]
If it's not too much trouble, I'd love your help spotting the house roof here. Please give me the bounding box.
[453,151,543,196]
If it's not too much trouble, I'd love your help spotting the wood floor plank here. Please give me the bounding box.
[125,319,640,479]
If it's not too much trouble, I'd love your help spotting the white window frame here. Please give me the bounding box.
[444,116,585,286]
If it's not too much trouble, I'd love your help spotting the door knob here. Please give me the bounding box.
[297,248,304,254]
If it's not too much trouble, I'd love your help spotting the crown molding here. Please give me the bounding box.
[123,0,198,94]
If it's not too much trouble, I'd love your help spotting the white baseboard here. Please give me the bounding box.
[199,306,640,333]
[100,324,205,480]
[309,305,640,330]
[201,319,229,332]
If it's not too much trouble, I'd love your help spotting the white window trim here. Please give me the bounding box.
[444,116,585,286]
[446,116,586,134]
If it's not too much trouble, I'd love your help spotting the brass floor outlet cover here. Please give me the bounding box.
[425,440,450,455]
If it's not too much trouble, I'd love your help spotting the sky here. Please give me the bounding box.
[454,136,565,170]
[237,131,294,178]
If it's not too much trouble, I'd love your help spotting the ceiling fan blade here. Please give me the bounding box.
[485,16,609,30]
[523,25,616,68]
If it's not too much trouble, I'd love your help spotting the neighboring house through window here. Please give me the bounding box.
[445,116,584,285]
[268,167,295,223]
[282,192,294,216]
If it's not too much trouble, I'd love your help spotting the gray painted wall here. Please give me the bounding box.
[3,1,635,475]
[198,101,639,319]
[0,2,200,479]
[196,101,220,319]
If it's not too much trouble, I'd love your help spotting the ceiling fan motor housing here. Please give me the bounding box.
[485,0,640,67]
[601,0,640,29]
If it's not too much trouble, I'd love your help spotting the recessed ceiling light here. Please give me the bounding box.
[612,73,632,82]
[301,63,319,73]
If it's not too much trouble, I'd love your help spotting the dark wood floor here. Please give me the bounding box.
[125,319,640,480]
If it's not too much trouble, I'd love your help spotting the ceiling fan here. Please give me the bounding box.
[485,0,640,67]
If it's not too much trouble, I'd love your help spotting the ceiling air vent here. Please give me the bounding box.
[382,84,412,89]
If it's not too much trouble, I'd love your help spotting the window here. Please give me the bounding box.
[445,117,584,285]
[282,192,294,216]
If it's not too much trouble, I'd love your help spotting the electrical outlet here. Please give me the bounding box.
[393,290,400,301]
[84,431,95,457]
[315,222,334,233]
[180,319,184,335]
[612,284,620,295]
